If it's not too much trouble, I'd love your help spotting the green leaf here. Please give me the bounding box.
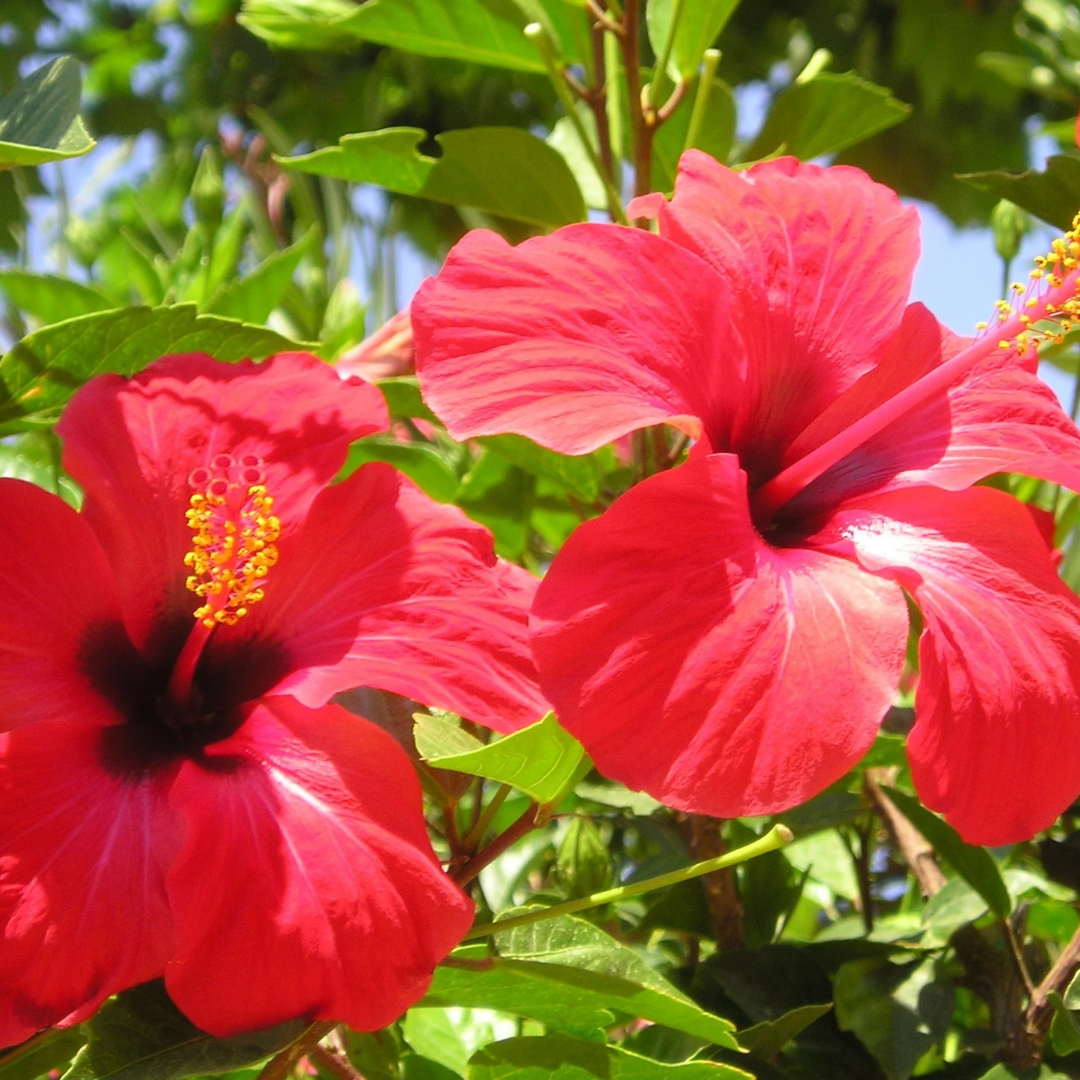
[0,431,80,506]
[959,155,1080,231]
[494,915,740,1049]
[0,304,303,435]
[479,434,600,502]
[279,127,585,229]
[1048,989,1080,1057]
[466,1035,752,1079]
[921,877,988,942]
[882,786,1011,918]
[833,957,954,1080]
[735,1003,832,1060]
[0,57,95,170]
[241,0,542,72]
[377,376,441,423]
[745,72,910,163]
[60,981,306,1080]
[204,228,317,324]
[0,270,113,324]
[0,1030,87,1080]
[646,0,740,80]
[344,436,460,502]
[977,1067,1071,1080]
[402,1010,469,1076]
[414,712,586,804]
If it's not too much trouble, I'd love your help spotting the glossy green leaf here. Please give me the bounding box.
[833,957,953,1080]
[0,304,302,435]
[735,1003,832,1059]
[241,0,542,72]
[60,981,306,1080]
[467,1035,752,1079]
[959,154,1080,231]
[646,0,740,79]
[344,436,460,502]
[0,57,95,170]
[204,228,316,324]
[0,1029,86,1080]
[494,915,740,1048]
[414,712,586,804]
[882,786,1011,918]
[0,270,113,323]
[745,72,910,163]
[279,127,585,229]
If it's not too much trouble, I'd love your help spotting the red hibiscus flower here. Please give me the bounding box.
[0,351,547,1046]
[413,151,1080,846]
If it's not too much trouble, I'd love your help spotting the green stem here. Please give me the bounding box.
[462,823,793,941]
[648,0,684,109]
[684,49,721,152]
[463,783,513,851]
[794,47,832,84]
[526,23,629,225]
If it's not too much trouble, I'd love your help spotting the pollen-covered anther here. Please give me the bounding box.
[183,454,281,627]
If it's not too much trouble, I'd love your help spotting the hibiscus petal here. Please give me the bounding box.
[531,454,908,816]
[786,304,1080,515]
[0,718,177,1046]
[216,463,548,731]
[57,352,388,655]
[165,697,473,1036]
[413,223,743,454]
[0,479,123,732]
[832,486,1080,844]
[648,152,919,466]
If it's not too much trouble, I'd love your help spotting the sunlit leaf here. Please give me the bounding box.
[959,154,1080,231]
[0,270,112,324]
[344,437,460,502]
[414,712,587,805]
[646,0,740,80]
[280,127,585,229]
[0,57,95,170]
[735,1003,832,1060]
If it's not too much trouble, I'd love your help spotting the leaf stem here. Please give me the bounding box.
[453,802,542,887]
[256,1022,336,1080]
[525,23,628,225]
[462,824,793,940]
[684,49,721,152]
[463,783,513,851]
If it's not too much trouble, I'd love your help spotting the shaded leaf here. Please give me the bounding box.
[414,712,587,805]
[279,127,585,229]
[60,981,305,1080]
[833,957,953,1080]
[0,304,302,434]
[745,72,910,163]
[0,57,95,170]
[736,1003,832,1060]
[959,155,1080,231]
[653,76,737,191]
[1048,989,1080,1057]
[479,434,601,502]
[466,1035,752,1079]
[0,1030,87,1080]
[377,376,441,423]
[0,431,80,506]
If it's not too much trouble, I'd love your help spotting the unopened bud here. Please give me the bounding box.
[192,145,225,229]
[991,198,1030,266]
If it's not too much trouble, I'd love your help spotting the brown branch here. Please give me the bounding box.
[589,21,616,187]
[452,803,541,887]
[620,0,653,201]
[681,814,744,951]
[586,0,623,35]
[257,1022,337,1080]
[1014,921,1080,1067]
[656,77,690,126]
[308,1043,364,1080]
[865,768,946,897]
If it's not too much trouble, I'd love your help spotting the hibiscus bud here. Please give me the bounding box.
[556,817,612,899]
[192,145,225,229]
[991,198,1029,267]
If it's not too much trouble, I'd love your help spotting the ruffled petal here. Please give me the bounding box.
[831,486,1080,844]
[413,223,743,455]
[57,352,388,655]
[531,454,908,816]
[647,152,919,470]
[215,463,548,732]
[0,718,177,1046]
[165,697,473,1036]
[0,480,123,732]
[786,304,1080,515]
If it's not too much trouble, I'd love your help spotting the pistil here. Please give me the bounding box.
[750,237,1080,525]
[164,453,280,715]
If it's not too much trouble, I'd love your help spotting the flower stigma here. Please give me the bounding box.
[184,453,281,628]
